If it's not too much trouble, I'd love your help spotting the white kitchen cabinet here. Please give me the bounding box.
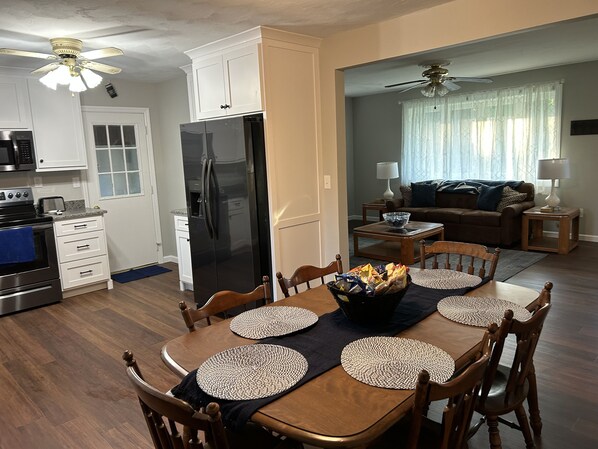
[27,79,88,171]
[0,75,32,129]
[174,215,193,291]
[54,215,113,297]
[187,39,262,120]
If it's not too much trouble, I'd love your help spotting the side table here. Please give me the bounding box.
[522,207,580,254]
[361,199,400,224]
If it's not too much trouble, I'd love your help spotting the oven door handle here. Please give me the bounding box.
[2,222,54,232]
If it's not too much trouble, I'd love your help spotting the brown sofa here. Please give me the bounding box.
[387,182,535,247]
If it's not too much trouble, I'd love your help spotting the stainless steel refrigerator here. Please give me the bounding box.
[180,114,271,307]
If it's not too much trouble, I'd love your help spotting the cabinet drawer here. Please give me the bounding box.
[60,255,110,290]
[56,231,106,263]
[174,215,189,232]
[54,216,103,236]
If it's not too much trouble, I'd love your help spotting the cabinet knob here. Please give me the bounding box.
[220,104,230,109]
[39,159,44,164]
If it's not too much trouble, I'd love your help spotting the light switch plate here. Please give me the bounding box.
[72,176,80,188]
[324,175,331,189]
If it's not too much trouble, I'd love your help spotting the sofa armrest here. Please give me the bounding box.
[501,201,535,219]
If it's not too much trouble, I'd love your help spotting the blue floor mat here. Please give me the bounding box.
[112,265,172,283]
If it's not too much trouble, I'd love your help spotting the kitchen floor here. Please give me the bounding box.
[0,242,597,448]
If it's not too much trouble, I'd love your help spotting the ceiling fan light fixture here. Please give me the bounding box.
[80,68,103,88]
[436,84,449,97]
[53,64,72,86]
[421,85,435,97]
[39,71,58,90]
[68,74,87,93]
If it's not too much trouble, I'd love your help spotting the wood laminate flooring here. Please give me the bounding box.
[1,241,597,449]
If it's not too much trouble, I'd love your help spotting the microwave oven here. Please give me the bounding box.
[0,130,36,172]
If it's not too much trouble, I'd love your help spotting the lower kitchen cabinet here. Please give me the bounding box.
[54,214,113,297]
[174,215,193,291]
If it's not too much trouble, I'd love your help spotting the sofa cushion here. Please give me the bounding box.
[477,185,505,211]
[411,183,437,207]
[461,210,502,227]
[425,208,468,224]
[399,185,412,207]
[496,186,528,212]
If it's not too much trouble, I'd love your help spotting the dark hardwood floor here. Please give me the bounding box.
[1,240,597,449]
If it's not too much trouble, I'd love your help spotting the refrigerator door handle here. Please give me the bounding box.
[206,158,217,239]
[202,159,213,239]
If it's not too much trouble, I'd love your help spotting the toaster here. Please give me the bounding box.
[38,196,66,214]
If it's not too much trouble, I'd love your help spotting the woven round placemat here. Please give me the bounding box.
[196,344,308,401]
[410,269,482,289]
[230,306,318,339]
[341,337,454,390]
[437,295,532,327]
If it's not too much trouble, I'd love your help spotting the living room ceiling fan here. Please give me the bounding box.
[385,61,492,97]
[0,37,123,92]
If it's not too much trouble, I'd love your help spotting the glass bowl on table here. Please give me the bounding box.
[383,211,410,229]
[327,263,411,325]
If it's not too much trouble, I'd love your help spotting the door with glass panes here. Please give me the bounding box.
[82,108,161,272]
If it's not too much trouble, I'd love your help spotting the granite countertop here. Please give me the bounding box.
[42,199,107,221]
[172,208,188,216]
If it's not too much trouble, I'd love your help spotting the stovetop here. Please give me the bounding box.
[0,187,53,226]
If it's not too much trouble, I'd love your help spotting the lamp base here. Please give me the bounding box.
[383,180,394,200]
[545,180,561,210]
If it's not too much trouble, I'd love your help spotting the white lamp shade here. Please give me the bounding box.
[81,68,102,88]
[537,158,570,179]
[69,74,87,93]
[53,65,72,85]
[376,162,399,180]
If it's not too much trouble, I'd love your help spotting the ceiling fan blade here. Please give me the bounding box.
[31,62,61,74]
[449,76,492,83]
[398,82,428,93]
[80,60,122,74]
[385,79,426,88]
[80,47,124,60]
[443,80,462,91]
[0,48,57,60]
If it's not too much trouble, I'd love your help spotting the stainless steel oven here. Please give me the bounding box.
[0,187,62,316]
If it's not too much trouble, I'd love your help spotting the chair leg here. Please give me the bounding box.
[527,370,543,436]
[514,405,535,449]
[486,415,503,449]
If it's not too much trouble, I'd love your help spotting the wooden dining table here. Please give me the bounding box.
[161,278,539,449]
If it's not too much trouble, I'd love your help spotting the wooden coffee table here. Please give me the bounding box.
[353,221,444,265]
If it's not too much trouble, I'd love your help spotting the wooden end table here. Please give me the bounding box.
[522,206,580,254]
[361,199,400,224]
[353,221,444,265]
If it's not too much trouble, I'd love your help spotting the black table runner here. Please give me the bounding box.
[171,281,487,429]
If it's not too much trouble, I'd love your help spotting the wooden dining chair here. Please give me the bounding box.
[419,240,501,280]
[276,254,343,297]
[469,281,553,449]
[370,327,496,449]
[123,350,300,449]
[179,275,272,331]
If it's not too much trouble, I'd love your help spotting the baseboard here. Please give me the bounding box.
[163,255,178,264]
[544,231,598,243]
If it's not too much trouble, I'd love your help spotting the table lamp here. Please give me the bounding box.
[537,158,570,211]
[376,162,399,200]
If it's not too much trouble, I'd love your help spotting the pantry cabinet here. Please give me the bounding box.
[0,74,32,129]
[186,35,262,120]
[174,215,193,291]
[54,214,112,297]
[27,79,88,171]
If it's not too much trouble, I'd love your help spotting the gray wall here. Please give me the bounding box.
[347,60,598,238]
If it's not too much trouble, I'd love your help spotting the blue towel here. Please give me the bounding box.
[0,226,36,265]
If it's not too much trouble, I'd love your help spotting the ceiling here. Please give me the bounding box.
[0,2,596,96]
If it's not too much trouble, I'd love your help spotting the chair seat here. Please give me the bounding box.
[476,364,530,416]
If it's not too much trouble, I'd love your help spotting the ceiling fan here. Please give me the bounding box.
[385,61,492,97]
[0,37,123,92]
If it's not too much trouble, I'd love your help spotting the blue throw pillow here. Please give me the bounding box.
[411,183,437,207]
[477,185,504,211]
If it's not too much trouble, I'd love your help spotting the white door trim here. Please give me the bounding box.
[81,105,164,264]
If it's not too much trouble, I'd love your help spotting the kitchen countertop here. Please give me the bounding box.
[45,207,107,221]
[172,209,188,216]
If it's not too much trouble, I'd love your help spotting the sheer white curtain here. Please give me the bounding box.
[401,81,562,191]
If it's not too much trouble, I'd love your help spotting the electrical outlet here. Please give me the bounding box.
[324,175,331,189]
[33,176,43,187]
[580,208,584,218]
[72,176,80,188]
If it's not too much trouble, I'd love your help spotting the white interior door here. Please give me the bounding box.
[82,107,162,273]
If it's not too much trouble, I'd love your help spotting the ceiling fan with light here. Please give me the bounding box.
[0,37,123,92]
[385,61,492,97]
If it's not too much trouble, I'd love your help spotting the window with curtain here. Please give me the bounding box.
[400,81,562,190]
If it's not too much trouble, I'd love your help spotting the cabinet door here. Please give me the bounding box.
[176,227,193,290]
[224,45,262,116]
[0,75,32,129]
[28,80,88,171]
[193,55,227,119]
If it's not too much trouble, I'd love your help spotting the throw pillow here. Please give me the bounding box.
[399,185,412,207]
[496,186,528,212]
[411,183,437,207]
[477,185,504,211]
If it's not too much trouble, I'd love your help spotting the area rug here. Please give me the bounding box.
[349,238,547,282]
[112,265,172,283]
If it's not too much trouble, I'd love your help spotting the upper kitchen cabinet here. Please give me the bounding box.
[0,75,33,129]
[185,30,262,120]
[27,79,88,171]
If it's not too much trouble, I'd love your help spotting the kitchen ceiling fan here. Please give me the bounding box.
[385,61,492,97]
[0,37,123,92]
